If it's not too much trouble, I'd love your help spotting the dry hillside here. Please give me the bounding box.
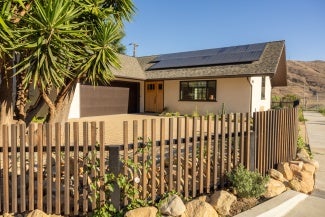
[272,60,325,109]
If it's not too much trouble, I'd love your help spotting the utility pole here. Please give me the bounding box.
[129,43,139,57]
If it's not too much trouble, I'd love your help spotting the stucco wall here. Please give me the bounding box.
[68,79,144,119]
[250,76,272,113]
[163,78,251,115]
[68,83,80,119]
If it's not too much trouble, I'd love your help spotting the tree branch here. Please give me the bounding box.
[55,78,78,104]
[25,95,45,125]
[11,2,33,24]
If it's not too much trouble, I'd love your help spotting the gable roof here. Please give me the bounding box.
[114,41,287,86]
[110,54,146,80]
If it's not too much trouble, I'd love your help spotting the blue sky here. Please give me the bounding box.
[122,0,325,61]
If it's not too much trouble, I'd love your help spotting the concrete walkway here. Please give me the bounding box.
[283,111,325,217]
[235,111,325,217]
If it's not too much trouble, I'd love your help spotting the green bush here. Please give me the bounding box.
[297,133,305,151]
[296,133,313,159]
[319,107,325,116]
[227,164,269,198]
[298,108,306,122]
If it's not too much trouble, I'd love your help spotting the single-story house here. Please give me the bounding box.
[68,40,287,118]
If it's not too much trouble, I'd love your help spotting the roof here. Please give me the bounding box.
[110,54,146,80]
[148,42,267,70]
[113,41,287,86]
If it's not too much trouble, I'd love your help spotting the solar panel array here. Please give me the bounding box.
[149,42,266,70]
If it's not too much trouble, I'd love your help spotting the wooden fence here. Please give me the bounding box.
[253,108,298,175]
[0,108,298,215]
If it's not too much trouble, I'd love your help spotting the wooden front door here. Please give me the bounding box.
[145,81,164,113]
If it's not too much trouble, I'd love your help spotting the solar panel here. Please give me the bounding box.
[149,42,266,70]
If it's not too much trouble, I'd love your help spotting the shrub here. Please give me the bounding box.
[297,133,305,151]
[319,107,325,116]
[296,133,313,159]
[227,164,269,198]
[298,108,306,122]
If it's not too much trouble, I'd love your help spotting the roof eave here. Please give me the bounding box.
[271,45,288,87]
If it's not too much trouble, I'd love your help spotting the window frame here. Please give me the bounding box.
[261,76,266,100]
[179,80,217,102]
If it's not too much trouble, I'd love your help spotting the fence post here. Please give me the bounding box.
[108,145,121,210]
[249,131,256,171]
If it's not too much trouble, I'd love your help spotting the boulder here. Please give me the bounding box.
[264,178,286,198]
[209,190,236,216]
[300,159,319,171]
[159,194,186,216]
[181,199,218,217]
[300,179,314,194]
[293,170,314,194]
[289,179,302,192]
[294,170,314,182]
[289,164,302,174]
[277,162,293,180]
[303,163,316,175]
[27,209,49,217]
[290,161,304,170]
[198,195,209,202]
[124,206,158,217]
[269,169,287,182]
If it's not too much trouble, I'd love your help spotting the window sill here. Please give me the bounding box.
[179,100,218,102]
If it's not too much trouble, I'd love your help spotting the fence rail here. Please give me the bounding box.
[0,108,298,215]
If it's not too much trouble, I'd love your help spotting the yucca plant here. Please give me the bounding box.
[0,0,135,124]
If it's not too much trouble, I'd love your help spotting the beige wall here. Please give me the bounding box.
[163,78,251,115]
[250,76,272,113]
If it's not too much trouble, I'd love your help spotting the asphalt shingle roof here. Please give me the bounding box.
[113,41,287,86]
[110,54,146,80]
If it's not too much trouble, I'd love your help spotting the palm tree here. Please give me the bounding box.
[3,0,135,124]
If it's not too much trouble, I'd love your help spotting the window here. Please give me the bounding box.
[180,80,216,101]
[147,83,155,90]
[261,76,266,100]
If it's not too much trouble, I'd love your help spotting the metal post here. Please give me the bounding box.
[249,131,256,172]
[108,146,121,210]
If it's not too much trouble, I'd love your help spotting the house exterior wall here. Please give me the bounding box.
[163,78,251,115]
[68,78,144,119]
[250,76,272,113]
[68,83,80,119]
[116,78,145,113]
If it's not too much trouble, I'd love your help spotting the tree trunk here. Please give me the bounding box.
[0,81,14,125]
[0,59,14,125]
[44,80,77,124]
[25,95,45,126]
[14,72,28,122]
